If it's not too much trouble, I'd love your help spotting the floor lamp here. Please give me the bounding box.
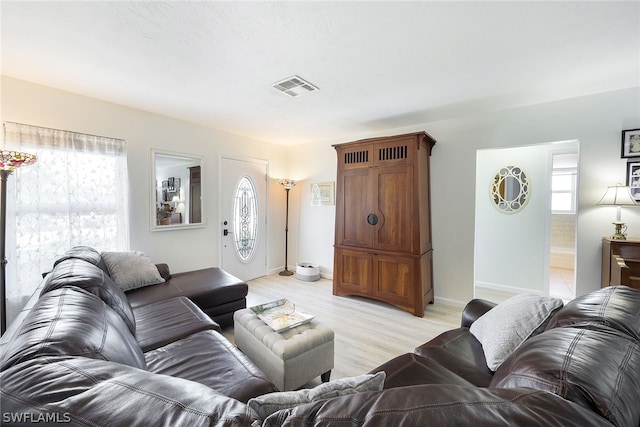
[1,150,37,335]
[278,179,297,276]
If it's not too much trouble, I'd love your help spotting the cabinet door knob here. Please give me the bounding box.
[367,213,378,225]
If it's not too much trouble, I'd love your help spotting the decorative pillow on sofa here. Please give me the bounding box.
[248,372,386,419]
[102,251,165,291]
[469,294,563,371]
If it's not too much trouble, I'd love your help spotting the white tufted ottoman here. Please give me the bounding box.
[233,308,334,391]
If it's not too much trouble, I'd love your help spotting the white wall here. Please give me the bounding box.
[288,143,337,277]
[1,76,291,274]
[3,76,639,307]
[292,87,640,306]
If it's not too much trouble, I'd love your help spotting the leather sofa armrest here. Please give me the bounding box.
[155,263,171,281]
[461,299,496,328]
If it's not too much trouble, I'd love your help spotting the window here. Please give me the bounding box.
[233,176,258,262]
[551,153,578,214]
[3,122,129,323]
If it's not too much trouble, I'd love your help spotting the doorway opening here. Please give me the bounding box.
[549,151,578,301]
[474,141,579,303]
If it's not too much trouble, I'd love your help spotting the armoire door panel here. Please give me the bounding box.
[374,255,414,304]
[334,249,372,295]
[340,169,372,247]
[374,166,413,252]
[339,144,373,170]
[373,137,414,167]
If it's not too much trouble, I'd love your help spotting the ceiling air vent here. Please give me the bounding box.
[272,75,319,97]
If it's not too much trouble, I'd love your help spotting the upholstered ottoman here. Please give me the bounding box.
[234,308,334,391]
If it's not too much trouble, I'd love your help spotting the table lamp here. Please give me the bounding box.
[597,183,638,240]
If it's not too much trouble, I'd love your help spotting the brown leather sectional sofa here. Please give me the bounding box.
[1,245,639,426]
[266,286,640,426]
[0,246,276,426]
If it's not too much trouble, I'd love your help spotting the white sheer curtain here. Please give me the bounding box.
[2,122,129,325]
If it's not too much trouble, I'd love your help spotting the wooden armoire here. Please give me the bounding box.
[332,132,436,317]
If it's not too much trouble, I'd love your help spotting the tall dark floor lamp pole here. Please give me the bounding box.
[278,179,297,276]
[1,151,37,335]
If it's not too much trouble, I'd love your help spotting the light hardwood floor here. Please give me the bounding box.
[222,274,462,382]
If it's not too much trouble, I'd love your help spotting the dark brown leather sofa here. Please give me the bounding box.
[126,263,248,327]
[264,286,640,426]
[0,246,276,426]
[2,245,639,426]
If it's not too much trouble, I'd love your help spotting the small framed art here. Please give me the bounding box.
[310,181,335,206]
[626,161,640,202]
[621,128,640,158]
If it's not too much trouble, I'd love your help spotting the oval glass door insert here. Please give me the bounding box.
[233,176,259,261]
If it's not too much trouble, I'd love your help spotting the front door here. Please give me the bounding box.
[221,157,268,281]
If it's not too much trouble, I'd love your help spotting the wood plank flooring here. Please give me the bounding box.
[222,274,462,382]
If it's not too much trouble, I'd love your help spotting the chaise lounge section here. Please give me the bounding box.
[126,265,248,328]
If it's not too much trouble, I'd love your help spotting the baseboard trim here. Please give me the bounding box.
[474,281,544,296]
[433,296,466,308]
[265,268,333,281]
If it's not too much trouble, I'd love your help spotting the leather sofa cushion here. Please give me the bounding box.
[370,353,475,389]
[134,297,220,352]
[0,356,260,427]
[144,330,277,403]
[1,287,147,371]
[414,328,493,387]
[262,384,612,427]
[42,257,137,334]
[52,245,109,273]
[546,285,640,340]
[126,267,248,311]
[491,327,640,427]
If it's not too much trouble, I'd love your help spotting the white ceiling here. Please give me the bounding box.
[2,1,639,146]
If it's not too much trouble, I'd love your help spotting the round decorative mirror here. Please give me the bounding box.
[490,165,530,213]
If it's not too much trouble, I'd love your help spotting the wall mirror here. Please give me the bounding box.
[150,149,204,231]
[491,165,530,213]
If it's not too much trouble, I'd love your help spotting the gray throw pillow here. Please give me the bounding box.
[248,371,386,419]
[102,251,165,291]
[469,294,563,371]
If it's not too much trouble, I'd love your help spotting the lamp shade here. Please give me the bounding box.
[597,184,638,206]
[0,151,37,171]
[279,179,297,189]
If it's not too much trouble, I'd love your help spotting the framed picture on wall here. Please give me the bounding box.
[310,182,335,206]
[626,161,640,202]
[621,128,640,158]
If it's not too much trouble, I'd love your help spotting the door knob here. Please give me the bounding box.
[367,213,378,225]
[223,220,232,236]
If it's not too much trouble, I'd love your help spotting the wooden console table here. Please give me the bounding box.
[602,237,640,290]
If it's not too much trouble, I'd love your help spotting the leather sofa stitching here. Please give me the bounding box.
[608,341,637,421]
[57,359,223,421]
[37,288,68,356]
[560,329,584,398]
